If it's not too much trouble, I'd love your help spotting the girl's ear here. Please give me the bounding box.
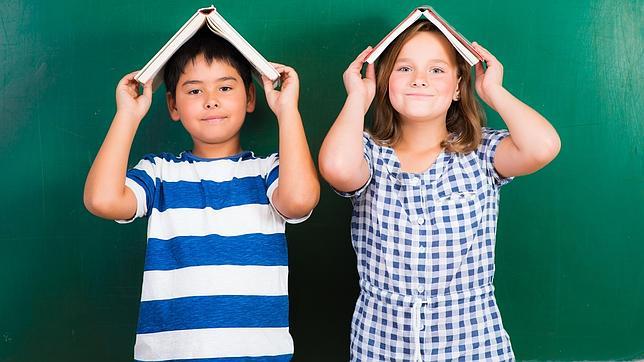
[166,92,181,121]
[246,83,256,113]
[453,76,462,101]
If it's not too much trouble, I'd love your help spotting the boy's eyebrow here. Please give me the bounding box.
[181,77,239,87]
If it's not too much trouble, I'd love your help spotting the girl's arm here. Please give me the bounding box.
[262,64,320,219]
[318,47,375,192]
[84,72,152,220]
[472,43,561,178]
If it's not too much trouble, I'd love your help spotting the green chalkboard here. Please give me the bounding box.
[1,1,642,360]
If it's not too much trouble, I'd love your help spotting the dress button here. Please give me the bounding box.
[411,177,421,186]
[419,324,425,331]
[419,246,426,253]
[417,285,425,293]
[417,217,425,225]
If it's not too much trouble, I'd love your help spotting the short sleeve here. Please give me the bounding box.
[115,154,158,224]
[477,127,514,187]
[264,153,312,224]
[335,131,375,198]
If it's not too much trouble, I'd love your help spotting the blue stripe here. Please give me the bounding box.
[127,169,155,216]
[266,166,279,189]
[137,295,289,334]
[154,176,269,212]
[135,354,292,362]
[144,233,288,271]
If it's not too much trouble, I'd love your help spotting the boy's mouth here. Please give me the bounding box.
[201,115,228,123]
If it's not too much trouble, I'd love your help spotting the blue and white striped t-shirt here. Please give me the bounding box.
[119,150,307,362]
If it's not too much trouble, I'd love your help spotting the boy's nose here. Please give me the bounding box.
[205,101,219,109]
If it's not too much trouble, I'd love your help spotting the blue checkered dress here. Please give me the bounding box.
[338,128,515,361]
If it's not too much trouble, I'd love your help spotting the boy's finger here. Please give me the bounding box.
[261,75,275,91]
[142,80,152,98]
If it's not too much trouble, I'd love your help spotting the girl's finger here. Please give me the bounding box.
[475,62,485,78]
[365,62,375,81]
[351,46,372,68]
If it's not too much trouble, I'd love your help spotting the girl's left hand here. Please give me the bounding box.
[262,62,299,118]
[473,42,504,111]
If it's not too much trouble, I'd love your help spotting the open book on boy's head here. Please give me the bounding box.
[135,5,280,91]
[365,5,484,66]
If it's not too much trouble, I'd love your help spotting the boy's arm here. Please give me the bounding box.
[84,72,152,220]
[472,43,561,178]
[318,47,374,193]
[261,64,319,219]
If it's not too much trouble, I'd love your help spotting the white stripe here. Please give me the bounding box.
[134,327,293,361]
[148,204,285,240]
[147,155,276,183]
[141,265,288,302]
[133,158,157,181]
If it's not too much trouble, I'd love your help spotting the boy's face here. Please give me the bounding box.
[388,31,459,123]
[167,54,255,156]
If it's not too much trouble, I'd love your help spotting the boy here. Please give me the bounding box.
[84,29,319,361]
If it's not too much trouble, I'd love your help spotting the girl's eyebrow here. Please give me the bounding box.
[396,57,449,65]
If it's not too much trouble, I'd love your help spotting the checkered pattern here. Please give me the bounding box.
[338,128,515,361]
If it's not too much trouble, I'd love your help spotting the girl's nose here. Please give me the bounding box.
[411,79,428,87]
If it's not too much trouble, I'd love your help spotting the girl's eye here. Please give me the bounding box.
[397,66,412,72]
[219,86,232,92]
[430,67,445,74]
[188,89,202,95]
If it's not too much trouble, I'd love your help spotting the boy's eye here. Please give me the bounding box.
[188,89,202,95]
[219,86,233,92]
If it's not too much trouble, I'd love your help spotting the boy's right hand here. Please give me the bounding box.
[115,71,152,122]
[343,46,376,114]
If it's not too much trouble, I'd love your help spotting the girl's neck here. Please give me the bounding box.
[395,117,449,151]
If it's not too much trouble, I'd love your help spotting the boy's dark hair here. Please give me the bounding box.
[164,28,253,97]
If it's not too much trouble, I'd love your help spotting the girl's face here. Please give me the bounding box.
[388,31,460,123]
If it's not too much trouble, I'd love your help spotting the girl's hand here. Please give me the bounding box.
[115,71,152,122]
[473,42,504,111]
[262,62,300,119]
[343,46,376,114]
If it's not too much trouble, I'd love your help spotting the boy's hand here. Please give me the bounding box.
[473,42,504,111]
[115,71,152,122]
[344,46,375,114]
[262,63,299,119]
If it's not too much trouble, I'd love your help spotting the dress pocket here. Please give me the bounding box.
[432,188,482,260]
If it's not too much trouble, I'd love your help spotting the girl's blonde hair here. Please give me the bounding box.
[370,20,485,153]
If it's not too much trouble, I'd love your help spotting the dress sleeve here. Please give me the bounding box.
[115,154,158,224]
[334,131,375,199]
[477,127,514,187]
[265,153,312,224]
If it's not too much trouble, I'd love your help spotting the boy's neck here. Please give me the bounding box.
[191,139,243,159]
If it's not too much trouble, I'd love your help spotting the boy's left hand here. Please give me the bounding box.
[262,62,299,119]
[473,42,504,111]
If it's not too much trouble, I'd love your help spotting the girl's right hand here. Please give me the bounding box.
[343,46,376,114]
[115,71,152,122]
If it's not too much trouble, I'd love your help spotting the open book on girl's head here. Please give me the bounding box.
[365,6,483,66]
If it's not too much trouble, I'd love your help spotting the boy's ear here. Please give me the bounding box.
[166,92,181,121]
[246,83,256,113]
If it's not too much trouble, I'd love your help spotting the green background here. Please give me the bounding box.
[1,0,642,360]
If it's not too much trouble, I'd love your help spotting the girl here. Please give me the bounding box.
[319,20,560,361]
